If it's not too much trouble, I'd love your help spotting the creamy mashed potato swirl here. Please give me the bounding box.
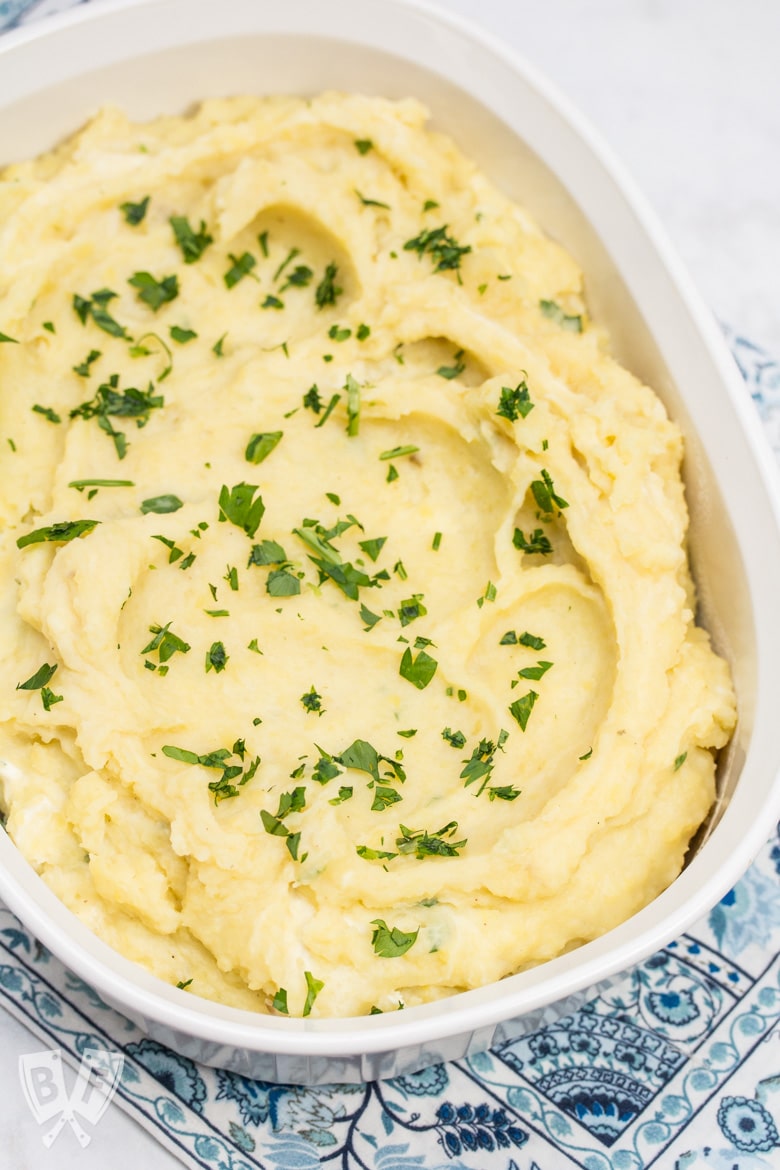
[0,94,735,1017]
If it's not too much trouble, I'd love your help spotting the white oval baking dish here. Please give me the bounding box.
[1,0,779,1085]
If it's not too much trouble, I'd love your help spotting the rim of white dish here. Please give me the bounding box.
[1,0,780,1059]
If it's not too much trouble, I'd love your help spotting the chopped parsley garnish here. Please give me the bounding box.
[370,919,418,958]
[272,988,289,1014]
[72,288,128,338]
[176,979,193,991]
[436,350,466,380]
[442,727,466,749]
[460,733,508,793]
[169,325,197,344]
[41,686,63,711]
[245,431,283,464]
[205,641,229,673]
[218,482,265,538]
[476,581,497,608]
[162,740,260,803]
[497,378,534,421]
[355,190,390,210]
[674,751,688,771]
[73,349,101,377]
[328,324,351,342]
[579,748,593,761]
[300,686,323,715]
[356,323,371,341]
[356,844,397,861]
[315,263,342,310]
[432,532,442,551]
[69,478,134,492]
[488,785,522,801]
[266,568,301,596]
[120,196,150,225]
[70,374,163,460]
[17,663,58,692]
[509,690,538,731]
[279,264,313,292]
[142,622,191,667]
[303,971,323,1017]
[399,647,438,690]
[224,251,257,288]
[423,200,440,212]
[358,536,386,562]
[398,594,427,626]
[170,215,213,264]
[396,821,466,858]
[224,565,239,591]
[140,494,183,515]
[261,294,284,310]
[372,786,403,812]
[311,748,342,785]
[248,539,288,566]
[293,518,382,601]
[516,660,553,681]
[531,469,569,515]
[386,464,399,483]
[403,225,471,272]
[360,603,382,631]
[379,445,419,461]
[354,139,374,154]
[513,527,552,555]
[312,393,341,428]
[0,331,19,343]
[32,404,61,424]
[337,738,405,785]
[17,519,99,549]
[499,630,518,645]
[128,332,173,381]
[345,373,361,436]
[303,385,322,413]
[128,271,179,311]
[213,333,227,356]
[397,729,417,739]
[540,298,583,332]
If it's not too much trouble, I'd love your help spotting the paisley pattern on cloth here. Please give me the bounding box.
[2,4,780,1165]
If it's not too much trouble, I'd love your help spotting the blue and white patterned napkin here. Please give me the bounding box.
[3,4,780,1165]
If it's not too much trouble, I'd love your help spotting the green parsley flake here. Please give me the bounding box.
[399,647,437,690]
[272,988,289,1014]
[203,640,228,673]
[315,263,342,310]
[301,686,324,715]
[142,622,191,665]
[539,298,583,332]
[224,251,257,288]
[72,289,128,338]
[303,385,322,413]
[170,215,213,264]
[370,919,418,958]
[70,374,164,460]
[516,660,553,681]
[120,196,150,225]
[531,469,569,515]
[32,404,61,424]
[218,483,265,538]
[513,527,552,555]
[245,431,283,464]
[396,821,466,858]
[674,751,688,771]
[16,663,58,692]
[345,373,361,436]
[442,727,466,749]
[497,378,534,421]
[509,690,538,731]
[436,350,466,380]
[403,225,471,273]
[303,971,324,1016]
[73,349,101,377]
[261,294,284,310]
[169,325,197,344]
[17,519,99,549]
[140,494,183,515]
[128,271,179,312]
[379,445,419,461]
[354,138,373,155]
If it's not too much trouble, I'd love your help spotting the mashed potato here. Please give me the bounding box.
[0,94,736,1018]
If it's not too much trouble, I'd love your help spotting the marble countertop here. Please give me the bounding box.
[0,1,777,1166]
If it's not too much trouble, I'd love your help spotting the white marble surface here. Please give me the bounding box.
[0,0,778,1166]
